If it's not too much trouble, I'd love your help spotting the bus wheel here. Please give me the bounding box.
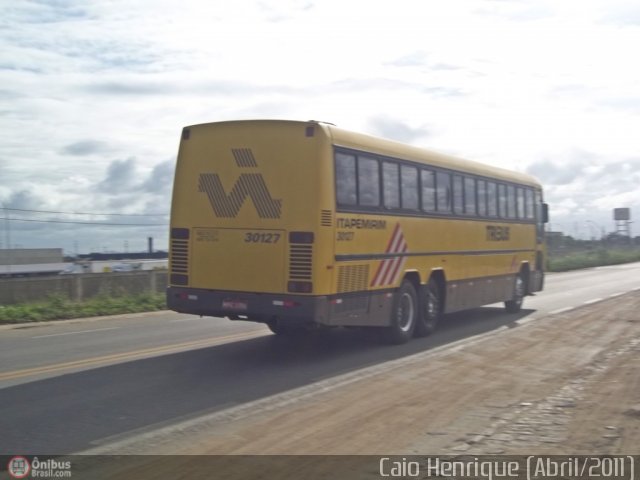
[505,273,525,313]
[385,280,417,344]
[415,279,441,337]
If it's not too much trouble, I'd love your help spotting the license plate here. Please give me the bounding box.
[222,299,248,311]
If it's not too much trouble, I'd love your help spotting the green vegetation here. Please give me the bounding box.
[0,292,166,324]
[548,248,640,272]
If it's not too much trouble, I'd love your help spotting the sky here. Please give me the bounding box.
[1,0,639,254]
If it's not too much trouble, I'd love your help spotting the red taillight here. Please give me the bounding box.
[272,300,301,309]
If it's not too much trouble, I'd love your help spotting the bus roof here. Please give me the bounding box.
[184,119,541,188]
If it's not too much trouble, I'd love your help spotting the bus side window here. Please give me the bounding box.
[421,169,436,212]
[477,179,487,217]
[464,176,477,215]
[436,172,452,213]
[401,165,419,210]
[517,187,525,219]
[453,175,464,215]
[336,153,357,206]
[498,184,508,218]
[487,181,498,217]
[358,156,380,207]
[535,190,545,243]
[383,161,400,209]
[507,185,516,219]
[525,188,535,220]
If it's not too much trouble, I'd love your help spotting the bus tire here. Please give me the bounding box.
[504,272,525,313]
[415,278,441,337]
[385,280,418,344]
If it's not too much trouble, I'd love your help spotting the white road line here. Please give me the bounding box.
[168,315,202,323]
[583,298,603,305]
[608,292,624,298]
[32,327,121,339]
[550,306,575,315]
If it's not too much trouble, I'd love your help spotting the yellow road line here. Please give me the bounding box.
[0,330,267,382]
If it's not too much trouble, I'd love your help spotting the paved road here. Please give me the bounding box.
[0,262,638,454]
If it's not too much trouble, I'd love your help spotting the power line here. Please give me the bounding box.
[0,217,167,226]
[3,207,168,217]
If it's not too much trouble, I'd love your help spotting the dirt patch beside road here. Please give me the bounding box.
[122,293,640,455]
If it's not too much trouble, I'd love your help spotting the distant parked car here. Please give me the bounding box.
[110,263,142,272]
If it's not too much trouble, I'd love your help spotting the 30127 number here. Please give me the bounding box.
[244,232,281,244]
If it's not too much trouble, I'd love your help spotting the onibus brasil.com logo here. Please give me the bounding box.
[7,456,72,478]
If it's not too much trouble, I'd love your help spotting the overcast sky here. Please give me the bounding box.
[1,0,639,253]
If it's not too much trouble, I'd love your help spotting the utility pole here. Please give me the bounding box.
[3,204,11,274]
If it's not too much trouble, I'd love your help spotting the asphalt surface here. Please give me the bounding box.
[0,262,638,454]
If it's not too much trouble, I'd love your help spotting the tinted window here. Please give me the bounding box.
[453,175,464,214]
[477,180,487,216]
[487,182,498,217]
[498,184,508,218]
[357,156,380,207]
[516,187,525,219]
[525,188,535,220]
[436,172,452,212]
[401,165,418,209]
[464,177,476,215]
[507,185,516,219]
[421,169,436,212]
[336,153,356,205]
[383,162,400,209]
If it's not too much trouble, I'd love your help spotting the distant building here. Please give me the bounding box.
[0,248,66,277]
[0,248,63,265]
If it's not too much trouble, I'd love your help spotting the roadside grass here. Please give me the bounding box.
[0,292,166,324]
[548,248,640,272]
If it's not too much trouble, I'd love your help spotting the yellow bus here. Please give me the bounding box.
[168,120,548,343]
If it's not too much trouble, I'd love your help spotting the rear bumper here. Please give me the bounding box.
[166,286,329,326]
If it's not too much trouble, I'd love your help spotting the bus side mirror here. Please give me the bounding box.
[542,203,549,223]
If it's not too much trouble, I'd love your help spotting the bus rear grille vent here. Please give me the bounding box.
[337,264,369,293]
[321,210,333,227]
[170,239,189,274]
[288,244,312,280]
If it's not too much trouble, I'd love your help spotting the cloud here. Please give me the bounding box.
[97,157,137,193]
[83,77,299,97]
[526,150,640,229]
[527,152,640,193]
[385,51,462,71]
[599,2,640,26]
[141,160,175,194]
[598,97,640,114]
[386,52,430,68]
[60,140,113,156]
[257,0,314,22]
[3,188,45,210]
[526,159,587,186]
[367,117,432,144]
[475,1,554,22]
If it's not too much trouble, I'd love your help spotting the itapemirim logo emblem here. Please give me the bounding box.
[198,148,282,219]
[7,456,30,479]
